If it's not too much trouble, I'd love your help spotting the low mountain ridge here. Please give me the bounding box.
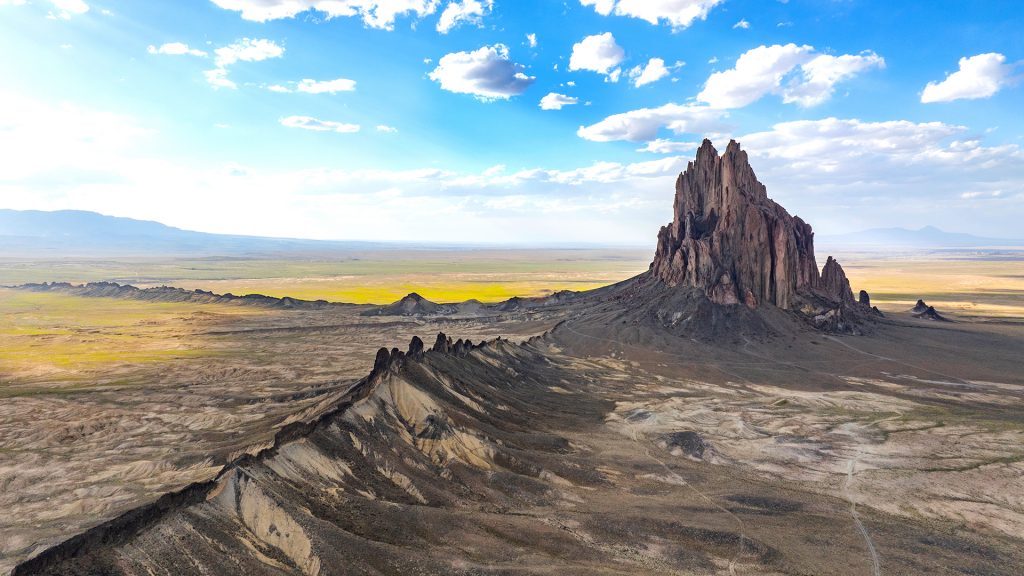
[0,209,386,255]
[820,225,1024,249]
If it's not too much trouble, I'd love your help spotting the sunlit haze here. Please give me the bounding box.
[1,0,1022,242]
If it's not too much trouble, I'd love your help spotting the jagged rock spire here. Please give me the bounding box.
[651,139,825,309]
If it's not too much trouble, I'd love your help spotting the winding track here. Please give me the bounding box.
[844,453,882,576]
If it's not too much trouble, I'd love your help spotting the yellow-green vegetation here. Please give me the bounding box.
[169,272,634,304]
[841,255,1024,319]
[0,289,265,382]
[0,250,651,304]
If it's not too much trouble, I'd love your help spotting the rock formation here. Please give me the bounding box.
[820,257,855,303]
[651,140,822,309]
[911,299,951,321]
[859,290,871,306]
[651,139,860,314]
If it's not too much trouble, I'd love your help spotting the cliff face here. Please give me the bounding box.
[651,139,826,310]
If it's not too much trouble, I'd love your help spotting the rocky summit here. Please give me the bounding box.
[652,139,849,311]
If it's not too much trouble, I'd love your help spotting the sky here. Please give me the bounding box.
[0,0,1022,244]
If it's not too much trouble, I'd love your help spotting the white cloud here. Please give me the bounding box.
[266,78,356,93]
[961,190,1003,199]
[733,19,749,29]
[210,0,440,30]
[376,125,398,133]
[280,116,361,133]
[206,38,285,90]
[579,0,723,29]
[214,38,284,67]
[698,43,812,108]
[297,78,357,93]
[636,139,698,154]
[732,117,1024,234]
[569,32,624,82]
[697,44,884,108]
[577,103,727,142]
[526,33,537,48]
[47,0,87,18]
[628,57,679,87]
[782,51,886,106]
[540,92,579,110]
[436,0,491,33]
[921,53,1018,103]
[0,0,28,6]
[147,42,208,57]
[429,44,535,100]
[707,56,718,64]
[205,69,237,89]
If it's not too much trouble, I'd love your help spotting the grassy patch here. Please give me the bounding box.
[0,289,259,380]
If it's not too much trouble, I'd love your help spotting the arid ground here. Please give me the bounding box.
[1,248,1022,575]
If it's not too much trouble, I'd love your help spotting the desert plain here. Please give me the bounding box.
[1,247,1022,574]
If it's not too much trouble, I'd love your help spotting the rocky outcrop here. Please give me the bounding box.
[363,293,459,317]
[911,299,951,322]
[859,290,871,306]
[820,257,855,303]
[651,140,822,310]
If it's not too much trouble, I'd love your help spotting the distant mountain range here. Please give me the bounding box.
[819,226,1024,249]
[2,209,1021,255]
[0,209,394,255]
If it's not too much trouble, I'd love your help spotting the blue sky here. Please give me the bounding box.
[0,0,1022,243]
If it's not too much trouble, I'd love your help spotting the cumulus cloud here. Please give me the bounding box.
[628,58,681,87]
[436,0,491,33]
[429,44,535,100]
[206,38,285,89]
[921,53,1019,103]
[733,117,1024,233]
[569,32,625,82]
[376,125,398,132]
[697,44,884,108]
[782,51,886,106]
[526,33,537,48]
[733,19,749,29]
[579,0,723,29]
[280,115,361,133]
[540,92,579,110]
[210,0,439,30]
[147,42,208,57]
[577,103,727,142]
